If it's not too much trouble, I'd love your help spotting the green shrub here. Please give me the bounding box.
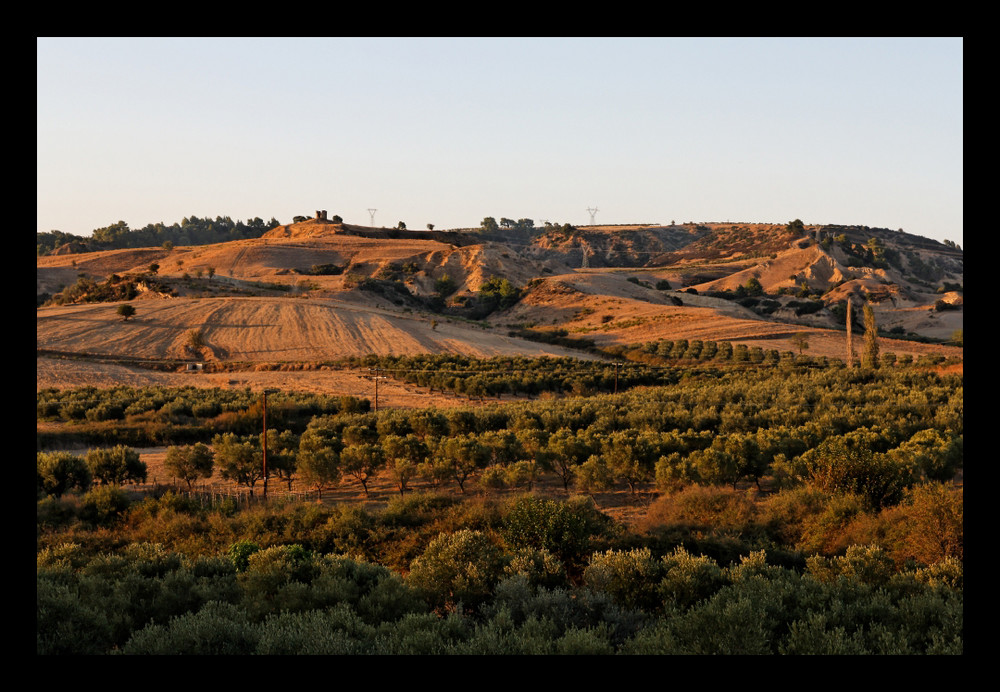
[121,601,258,655]
[79,485,131,526]
[499,495,609,565]
[407,529,507,609]
[36,579,116,654]
[806,544,895,586]
[86,445,147,486]
[584,547,663,611]
[658,547,727,610]
[227,540,261,572]
[37,451,91,498]
[254,604,374,654]
[800,437,910,509]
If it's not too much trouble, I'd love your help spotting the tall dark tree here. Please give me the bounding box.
[862,303,880,369]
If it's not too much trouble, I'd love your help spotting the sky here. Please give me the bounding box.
[37,37,963,247]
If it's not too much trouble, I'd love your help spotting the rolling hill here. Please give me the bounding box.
[36,216,963,390]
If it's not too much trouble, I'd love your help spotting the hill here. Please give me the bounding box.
[37,216,962,391]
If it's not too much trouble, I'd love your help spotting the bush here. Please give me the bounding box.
[800,440,910,509]
[658,547,727,609]
[37,451,91,498]
[407,530,507,610]
[639,485,758,535]
[878,483,963,567]
[502,548,568,589]
[499,495,610,566]
[36,579,116,654]
[479,465,509,491]
[86,445,147,486]
[584,547,663,611]
[121,601,259,655]
[228,541,261,572]
[79,485,131,526]
[806,544,895,586]
[254,605,374,654]
[36,495,79,527]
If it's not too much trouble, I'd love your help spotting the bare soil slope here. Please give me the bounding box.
[36,296,600,363]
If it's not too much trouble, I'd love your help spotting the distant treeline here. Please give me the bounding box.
[37,215,283,256]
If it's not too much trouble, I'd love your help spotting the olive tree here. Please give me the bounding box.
[601,431,658,493]
[583,547,664,611]
[382,434,427,496]
[407,529,507,610]
[261,429,299,491]
[37,451,92,497]
[295,445,340,499]
[428,435,488,493]
[85,445,147,486]
[213,433,265,496]
[544,428,595,492]
[340,443,384,496]
[164,443,214,489]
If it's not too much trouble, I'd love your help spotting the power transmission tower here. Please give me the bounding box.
[368,209,377,227]
[587,207,599,225]
[581,245,589,268]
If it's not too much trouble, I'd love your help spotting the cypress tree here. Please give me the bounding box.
[862,303,880,369]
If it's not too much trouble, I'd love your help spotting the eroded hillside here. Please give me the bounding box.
[37,217,963,378]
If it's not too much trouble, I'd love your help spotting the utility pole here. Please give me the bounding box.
[368,366,387,411]
[261,388,278,500]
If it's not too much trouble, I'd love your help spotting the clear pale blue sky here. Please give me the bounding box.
[37,37,963,246]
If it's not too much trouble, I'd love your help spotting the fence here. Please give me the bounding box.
[132,480,324,508]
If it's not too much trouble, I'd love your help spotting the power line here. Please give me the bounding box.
[455,237,693,258]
